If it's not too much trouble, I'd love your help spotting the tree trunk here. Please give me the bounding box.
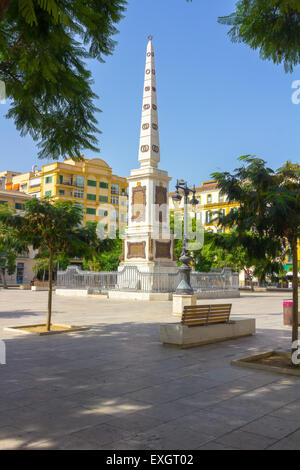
[0,0,11,20]
[291,240,299,358]
[46,250,54,331]
[0,266,7,289]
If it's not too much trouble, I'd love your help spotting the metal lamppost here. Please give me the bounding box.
[172,180,199,295]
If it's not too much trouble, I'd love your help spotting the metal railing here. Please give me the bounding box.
[57,265,239,294]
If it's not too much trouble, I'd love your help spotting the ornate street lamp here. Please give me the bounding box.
[172,180,199,295]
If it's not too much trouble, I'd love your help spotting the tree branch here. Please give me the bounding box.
[0,0,12,21]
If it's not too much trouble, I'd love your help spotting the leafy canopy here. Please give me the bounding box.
[212,156,300,246]
[0,197,97,258]
[218,0,300,72]
[82,222,122,271]
[0,0,127,159]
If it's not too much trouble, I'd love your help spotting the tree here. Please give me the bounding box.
[82,223,122,271]
[0,0,127,159]
[0,205,28,288]
[212,156,300,361]
[32,251,70,281]
[218,0,300,72]
[210,230,285,289]
[0,198,96,330]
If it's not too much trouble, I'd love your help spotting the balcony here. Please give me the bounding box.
[58,176,85,189]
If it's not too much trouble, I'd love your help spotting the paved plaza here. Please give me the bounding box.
[0,289,300,450]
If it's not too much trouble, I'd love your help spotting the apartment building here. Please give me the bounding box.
[169,180,239,233]
[5,158,128,233]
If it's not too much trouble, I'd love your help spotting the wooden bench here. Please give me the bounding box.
[182,304,232,327]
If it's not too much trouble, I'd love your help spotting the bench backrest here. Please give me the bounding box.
[182,304,232,326]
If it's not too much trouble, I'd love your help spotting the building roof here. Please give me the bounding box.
[0,189,32,200]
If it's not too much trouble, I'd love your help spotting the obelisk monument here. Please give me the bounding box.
[120,36,177,273]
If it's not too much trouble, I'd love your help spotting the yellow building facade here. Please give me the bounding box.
[169,180,239,233]
[6,158,128,233]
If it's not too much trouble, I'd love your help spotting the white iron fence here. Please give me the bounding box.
[57,265,239,294]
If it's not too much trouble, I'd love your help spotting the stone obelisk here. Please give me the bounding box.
[120,36,177,273]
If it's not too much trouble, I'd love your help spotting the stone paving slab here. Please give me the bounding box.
[0,289,299,450]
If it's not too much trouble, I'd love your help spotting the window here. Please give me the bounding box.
[59,175,63,184]
[110,210,118,222]
[98,209,108,217]
[29,177,41,188]
[74,189,84,199]
[58,190,65,195]
[21,184,27,191]
[86,207,96,215]
[120,214,125,222]
[111,183,119,195]
[15,203,25,210]
[219,192,224,202]
[207,194,212,204]
[87,180,97,187]
[99,195,108,202]
[74,175,85,188]
[205,211,212,224]
[111,196,119,205]
[31,192,41,198]
[45,190,52,197]
[100,182,109,189]
[121,188,126,196]
[87,193,96,201]
[16,262,24,284]
[45,176,53,184]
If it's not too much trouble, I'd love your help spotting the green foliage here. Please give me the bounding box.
[17,0,67,26]
[0,203,28,286]
[0,198,97,326]
[212,156,300,351]
[0,0,127,159]
[212,157,300,246]
[32,251,70,278]
[218,0,300,72]
[82,222,122,271]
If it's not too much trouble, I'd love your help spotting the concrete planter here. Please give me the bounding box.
[232,351,300,377]
[159,317,256,348]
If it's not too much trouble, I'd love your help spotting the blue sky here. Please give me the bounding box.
[1,0,300,188]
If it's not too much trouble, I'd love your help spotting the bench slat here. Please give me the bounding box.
[184,305,231,311]
[183,307,231,313]
[183,309,231,315]
[182,303,232,326]
[184,314,230,319]
[183,317,230,322]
